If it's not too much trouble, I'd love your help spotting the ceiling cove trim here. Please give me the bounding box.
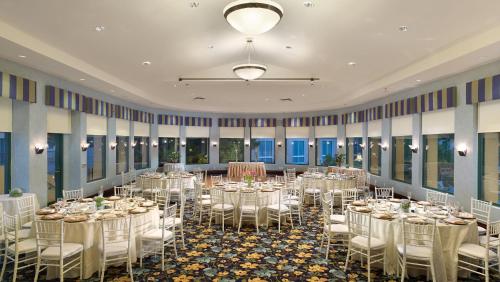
[384,86,457,118]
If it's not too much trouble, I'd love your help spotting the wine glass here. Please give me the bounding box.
[407,191,412,201]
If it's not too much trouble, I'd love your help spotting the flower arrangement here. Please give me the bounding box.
[400,199,411,213]
[243,170,256,188]
[9,187,23,197]
[95,196,105,209]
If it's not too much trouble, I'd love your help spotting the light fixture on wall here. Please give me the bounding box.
[110,142,117,150]
[359,143,366,150]
[245,140,250,147]
[152,141,158,148]
[380,143,388,151]
[309,141,314,148]
[212,141,218,147]
[457,143,467,157]
[337,142,344,149]
[81,143,90,152]
[131,141,137,148]
[408,144,418,153]
[277,141,283,147]
[181,141,186,147]
[34,143,47,154]
[223,0,284,35]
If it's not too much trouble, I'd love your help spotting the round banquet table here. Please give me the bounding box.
[33,206,159,279]
[348,204,478,282]
[227,162,266,181]
[0,193,40,215]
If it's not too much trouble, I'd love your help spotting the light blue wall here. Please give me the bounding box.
[1,56,500,220]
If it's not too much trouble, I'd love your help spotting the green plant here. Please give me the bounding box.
[167,151,180,163]
[9,187,23,197]
[95,196,104,208]
[401,199,411,213]
[321,154,336,166]
[335,153,346,167]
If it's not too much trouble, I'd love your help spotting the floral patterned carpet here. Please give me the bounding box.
[3,205,489,282]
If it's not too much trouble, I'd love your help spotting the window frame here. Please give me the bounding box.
[391,135,412,184]
[0,132,11,193]
[219,138,244,164]
[315,138,337,166]
[86,135,107,182]
[368,137,382,176]
[422,133,455,194]
[250,138,275,164]
[346,137,363,169]
[186,137,210,165]
[116,136,129,175]
[285,138,309,165]
[133,136,150,170]
[158,137,180,166]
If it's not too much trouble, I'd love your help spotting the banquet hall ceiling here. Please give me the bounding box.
[1,0,500,113]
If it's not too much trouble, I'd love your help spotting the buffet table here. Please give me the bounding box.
[227,162,266,180]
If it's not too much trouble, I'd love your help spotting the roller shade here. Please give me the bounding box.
[47,107,71,134]
[392,116,412,136]
[251,127,275,138]
[286,127,309,138]
[0,98,12,132]
[116,119,130,136]
[220,127,244,138]
[346,123,362,137]
[159,125,180,137]
[479,100,500,133]
[368,120,382,137]
[186,126,209,138]
[422,109,455,135]
[315,125,337,138]
[87,115,107,135]
[134,121,150,137]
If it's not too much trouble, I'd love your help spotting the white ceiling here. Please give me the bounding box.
[1,0,500,113]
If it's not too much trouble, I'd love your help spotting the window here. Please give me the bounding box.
[346,137,363,169]
[0,133,10,193]
[392,136,412,184]
[186,138,209,164]
[479,133,500,205]
[423,134,454,194]
[219,138,244,163]
[316,138,337,166]
[368,137,382,176]
[87,135,106,182]
[159,137,180,165]
[251,138,275,164]
[134,137,150,170]
[286,138,308,165]
[116,136,129,175]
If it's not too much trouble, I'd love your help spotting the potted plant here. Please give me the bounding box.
[335,153,345,167]
[401,199,411,213]
[9,187,23,197]
[95,196,105,210]
[243,170,256,188]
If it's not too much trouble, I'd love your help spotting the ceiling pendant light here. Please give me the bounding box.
[223,0,283,35]
[233,39,267,80]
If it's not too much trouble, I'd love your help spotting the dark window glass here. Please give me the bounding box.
[346,137,363,169]
[219,138,244,163]
[159,137,180,165]
[392,136,412,184]
[186,138,209,164]
[134,136,150,170]
[116,136,129,175]
[423,134,454,194]
[479,133,500,205]
[286,138,308,165]
[368,137,382,176]
[87,135,106,182]
[0,133,11,193]
[316,138,337,166]
[250,138,275,164]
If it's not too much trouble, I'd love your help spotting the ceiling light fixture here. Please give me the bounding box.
[416,79,421,83]
[348,61,356,67]
[303,1,314,8]
[399,25,409,32]
[285,45,292,49]
[190,2,200,8]
[18,55,26,58]
[223,0,283,35]
[95,25,105,32]
[142,61,151,66]
[233,39,267,80]
[79,78,85,81]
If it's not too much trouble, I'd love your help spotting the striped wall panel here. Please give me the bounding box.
[158,115,183,125]
[132,110,155,124]
[282,117,310,127]
[85,97,113,117]
[341,111,365,124]
[184,116,212,127]
[218,118,246,127]
[45,85,86,112]
[385,86,457,118]
[466,74,500,104]
[364,106,383,121]
[248,118,277,127]
[114,105,132,120]
[0,71,36,103]
[312,115,338,126]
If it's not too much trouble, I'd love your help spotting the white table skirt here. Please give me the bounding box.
[0,193,39,215]
[218,188,281,224]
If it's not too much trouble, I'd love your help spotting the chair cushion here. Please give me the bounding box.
[479,235,500,247]
[21,221,32,229]
[199,199,212,206]
[325,224,349,234]
[330,214,345,223]
[397,244,432,259]
[241,205,258,212]
[41,243,83,260]
[200,195,211,199]
[7,238,37,254]
[283,199,300,206]
[477,226,487,236]
[169,188,181,194]
[18,228,31,239]
[142,229,174,241]
[160,217,182,227]
[304,188,320,194]
[212,204,234,211]
[351,236,386,250]
[267,204,289,212]
[458,243,496,259]
[333,189,342,195]
[101,242,130,257]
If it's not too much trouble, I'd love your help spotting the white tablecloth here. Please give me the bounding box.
[0,193,39,215]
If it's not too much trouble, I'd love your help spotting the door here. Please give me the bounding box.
[47,133,63,203]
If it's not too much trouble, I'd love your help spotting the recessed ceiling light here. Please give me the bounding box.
[190,2,199,8]
[304,1,314,8]
[142,61,151,66]
[95,25,105,32]
[173,84,177,88]
[79,78,85,81]
[208,45,214,49]
[265,98,270,101]
[348,62,356,67]
[280,98,293,102]
[399,25,409,32]
[18,55,26,58]
[416,79,421,83]
[301,94,305,97]
[193,96,205,101]
[285,45,292,49]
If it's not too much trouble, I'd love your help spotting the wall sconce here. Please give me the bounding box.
[181,141,186,147]
[34,144,47,154]
[81,143,90,152]
[380,143,388,151]
[212,141,218,147]
[309,141,314,148]
[359,143,366,150]
[152,141,158,148]
[277,141,283,147]
[110,142,117,150]
[245,140,250,147]
[457,143,467,156]
[131,141,137,148]
[408,144,418,153]
[337,142,344,149]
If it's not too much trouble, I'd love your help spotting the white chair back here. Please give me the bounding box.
[101,216,132,257]
[346,209,373,242]
[239,190,259,213]
[470,198,492,225]
[156,189,171,210]
[426,190,447,206]
[16,195,35,227]
[114,186,130,198]
[400,218,436,256]
[375,187,394,200]
[341,189,357,214]
[3,213,20,248]
[211,175,223,186]
[63,189,83,201]
[34,219,64,256]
